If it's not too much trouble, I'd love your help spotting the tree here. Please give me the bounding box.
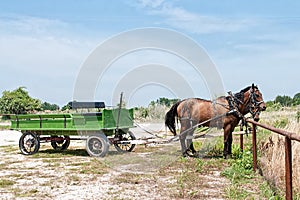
[275,95,293,107]
[293,93,300,105]
[150,97,179,107]
[41,102,60,111]
[61,104,71,111]
[0,87,42,114]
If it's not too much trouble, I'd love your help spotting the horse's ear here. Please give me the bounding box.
[251,83,255,90]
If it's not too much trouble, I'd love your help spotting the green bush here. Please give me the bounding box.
[266,102,282,111]
[273,118,288,128]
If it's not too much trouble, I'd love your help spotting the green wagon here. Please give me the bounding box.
[10,101,136,157]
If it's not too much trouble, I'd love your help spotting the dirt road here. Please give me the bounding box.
[0,124,230,200]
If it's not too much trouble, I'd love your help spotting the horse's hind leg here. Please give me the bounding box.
[179,121,191,157]
[181,121,197,157]
[184,119,198,156]
[189,142,196,154]
[180,130,192,157]
[180,134,188,157]
[186,126,196,154]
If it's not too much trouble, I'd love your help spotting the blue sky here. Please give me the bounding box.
[0,0,300,106]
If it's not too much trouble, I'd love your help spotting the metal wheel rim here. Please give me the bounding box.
[87,137,104,155]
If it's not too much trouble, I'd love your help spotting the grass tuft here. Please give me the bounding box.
[0,179,15,188]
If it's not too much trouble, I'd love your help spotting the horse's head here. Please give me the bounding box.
[246,84,266,121]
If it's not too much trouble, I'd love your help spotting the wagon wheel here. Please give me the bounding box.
[86,132,109,157]
[51,136,70,151]
[19,132,40,155]
[114,130,136,152]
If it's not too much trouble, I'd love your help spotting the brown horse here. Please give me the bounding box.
[165,84,266,158]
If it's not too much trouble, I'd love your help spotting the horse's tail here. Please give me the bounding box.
[165,101,181,136]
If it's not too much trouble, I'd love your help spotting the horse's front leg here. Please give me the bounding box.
[223,125,233,159]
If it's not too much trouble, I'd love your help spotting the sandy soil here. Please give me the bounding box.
[0,125,230,200]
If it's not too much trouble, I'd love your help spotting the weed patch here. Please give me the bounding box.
[0,179,15,187]
[222,149,282,199]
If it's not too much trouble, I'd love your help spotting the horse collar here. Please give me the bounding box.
[226,95,243,119]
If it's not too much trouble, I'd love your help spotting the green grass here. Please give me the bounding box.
[192,134,284,199]
[0,125,10,130]
[0,179,15,188]
[32,148,89,158]
[15,189,40,198]
[273,118,289,128]
[222,147,283,199]
[114,172,142,184]
[0,145,19,153]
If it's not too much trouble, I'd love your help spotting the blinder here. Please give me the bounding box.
[249,89,265,120]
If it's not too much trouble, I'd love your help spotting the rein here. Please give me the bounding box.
[168,109,237,143]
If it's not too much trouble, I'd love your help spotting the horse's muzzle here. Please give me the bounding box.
[253,112,260,122]
[254,117,260,122]
[261,105,266,111]
[259,102,267,111]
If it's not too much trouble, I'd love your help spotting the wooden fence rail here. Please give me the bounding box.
[246,119,300,200]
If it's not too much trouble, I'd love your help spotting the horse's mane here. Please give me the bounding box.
[186,85,258,104]
[234,85,258,104]
[240,85,257,93]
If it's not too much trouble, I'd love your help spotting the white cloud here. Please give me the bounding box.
[0,15,70,37]
[213,30,300,101]
[0,15,99,105]
[0,16,91,75]
[137,0,165,8]
[133,0,256,34]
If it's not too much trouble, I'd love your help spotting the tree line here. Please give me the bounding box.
[0,87,60,115]
[0,87,299,115]
[267,93,300,107]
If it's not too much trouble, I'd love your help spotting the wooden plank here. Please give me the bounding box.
[10,114,73,119]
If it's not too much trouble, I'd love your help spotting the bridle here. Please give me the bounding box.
[226,88,265,119]
[248,89,265,118]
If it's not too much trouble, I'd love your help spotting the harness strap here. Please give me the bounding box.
[179,117,198,122]
[226,96,235,111]
[226,94,243,119]
[168,111,231,143]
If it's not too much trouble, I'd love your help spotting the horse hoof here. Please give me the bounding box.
[193,151,201,158]
[182,151,193,157]
[224,154,232,159]
[183,151,200,158]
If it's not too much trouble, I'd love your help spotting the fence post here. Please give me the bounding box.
[252,123,257,172]
[285,136,292,200]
